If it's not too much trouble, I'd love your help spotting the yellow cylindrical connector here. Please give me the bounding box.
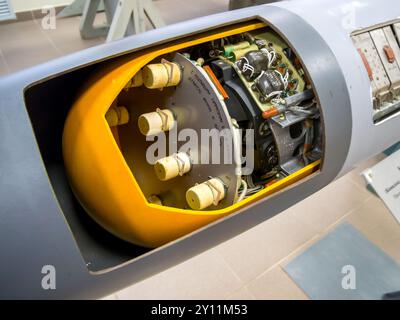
[154,152,191,181]
[105,106,130,126]
[124,70,143,89]
[138,108,175,136]
[147,195,163,205]
[186,178,226,210]
[142,60,181,89]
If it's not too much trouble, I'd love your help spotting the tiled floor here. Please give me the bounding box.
[0,0,228,75]
[2,0,399,300]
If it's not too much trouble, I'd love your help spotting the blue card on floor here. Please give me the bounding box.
[284,223,400,300]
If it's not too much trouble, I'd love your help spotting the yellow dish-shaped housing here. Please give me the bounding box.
[62,21,320,248]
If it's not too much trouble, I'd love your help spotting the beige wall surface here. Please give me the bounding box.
[11,0,73,12]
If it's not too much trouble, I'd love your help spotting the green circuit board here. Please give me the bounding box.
[223,30,307,112]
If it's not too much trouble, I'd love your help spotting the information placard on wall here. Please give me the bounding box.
[362,150,400,224]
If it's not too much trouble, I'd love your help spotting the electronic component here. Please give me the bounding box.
[138,108,175,136]
[236,49,271,80]
[352,22,400,122]
[252,70,286,102]
[186,178,226,210]
[261,89,315,120]
[124,70,143,89]
[154,152,191,181]
[105,106,130,127]
[370,28,400,95]
[383,26,400,95]
[352,32,391,104]
[142,59,182,89]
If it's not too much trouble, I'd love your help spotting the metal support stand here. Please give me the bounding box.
[79,0,165,42]
[57,0,104,18]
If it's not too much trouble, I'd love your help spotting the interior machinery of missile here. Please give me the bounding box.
[63,21,324,247]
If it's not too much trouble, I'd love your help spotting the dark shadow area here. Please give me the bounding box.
[24,64,149,272]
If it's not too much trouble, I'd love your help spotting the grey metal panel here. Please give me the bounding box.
[0,5,351,298]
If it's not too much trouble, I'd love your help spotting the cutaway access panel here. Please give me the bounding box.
[62,21,323,249]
